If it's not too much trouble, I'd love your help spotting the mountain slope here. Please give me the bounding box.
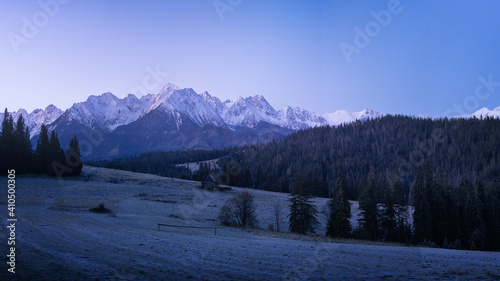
[2,83,385,159]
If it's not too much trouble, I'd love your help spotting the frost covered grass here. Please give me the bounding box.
[0,166,498,280]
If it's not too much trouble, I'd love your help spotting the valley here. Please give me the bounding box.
[1,167,498,280]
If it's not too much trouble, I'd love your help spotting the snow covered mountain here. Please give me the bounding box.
[58,91,158,132]
[2,83,383,138]
[0,105,63,138]
[468,106,500,119]
[200,92,327,130]
[2,83,386,159]
[323,108,384,126]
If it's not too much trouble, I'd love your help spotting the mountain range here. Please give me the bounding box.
[2,83,499,159]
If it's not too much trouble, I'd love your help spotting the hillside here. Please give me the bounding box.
[219,115,500,197]
[1,167,499,280]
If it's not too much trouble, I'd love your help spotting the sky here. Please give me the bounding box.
[1,0,500,117]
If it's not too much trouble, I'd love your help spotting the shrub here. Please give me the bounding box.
[90,203,112,214]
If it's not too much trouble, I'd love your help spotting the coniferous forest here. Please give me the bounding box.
[98,115,500,250]
[0,109,82,177]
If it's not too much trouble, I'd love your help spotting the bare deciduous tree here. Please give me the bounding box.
[218,191,257,227]
[273,197,284,232]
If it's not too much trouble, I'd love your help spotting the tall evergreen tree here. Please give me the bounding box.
[412,168,432,243]
[326,173,352,238]
[49,131,66,176]
[48,131,66,177]
[288,174,319,234]
[431,168,451,245]
[465,179,485,250]
[391,173,411,243]
[13,114,32,174]
[358,168,380,240]
[35,124,50,174]
[0,108,14,175]
[484,176,500,250]
[67,135,82,176]
[380,183,397,242]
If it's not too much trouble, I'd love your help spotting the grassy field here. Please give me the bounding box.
[1,167,499,280]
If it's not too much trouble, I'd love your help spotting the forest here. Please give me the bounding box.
[0,109,82,177]
[93,115,500,250]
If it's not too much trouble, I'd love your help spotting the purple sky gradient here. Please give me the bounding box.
[1,0,500,117]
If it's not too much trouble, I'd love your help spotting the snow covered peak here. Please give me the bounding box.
[159,83,180,94]
[323,108,383,126]
[66,91,153,131]
[160,88,225,127]
[358,108,384,121]
[245,95,277,117]
[0,105,64,137]
[278,106,326,130]
[470,107,500,119]
[200,91,224,114]
[323,110,357,126]
[146,83,180,113]
[214,95,281,128]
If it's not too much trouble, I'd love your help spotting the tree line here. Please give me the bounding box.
[218,168,500,251]
[0,109,82,177]
[90,116,500,196]
[89,148,230,179]
[217,115,500,200]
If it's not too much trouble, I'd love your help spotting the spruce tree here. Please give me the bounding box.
[380,183,397,242]
[431,168,450,245]
[358,168,379,240]
[35,124,50,174]
[288,174,319,234]
[326,173,352,238]
[412,168,432,243]
[67,135,82,176]
[392,173,411,243]
[464,179,485,250]
[0,109,14,175]
[484,176,500,250]
[13,114,32,174]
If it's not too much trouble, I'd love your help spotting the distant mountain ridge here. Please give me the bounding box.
[2,83,382,136]
[3,83,496,159]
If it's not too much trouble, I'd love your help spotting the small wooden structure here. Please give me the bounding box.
[202,174,220,190]
[201,174,232,191]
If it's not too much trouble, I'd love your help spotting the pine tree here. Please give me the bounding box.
[484,176,500,250]
[358,168,379,240]
[431,168,450,245]
[380,183,397,242]
[288,174,319,234]
[392,173,411,243]
[48,131,65,176]
[13,114,32,174]
[326,173,352,238]
[464,179,485,250]
[67,135,82,176]
[35,124,50,174]
[412,168,432,243]
[0,109,14,175]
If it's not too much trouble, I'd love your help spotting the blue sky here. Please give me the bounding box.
[1,0,500,117]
